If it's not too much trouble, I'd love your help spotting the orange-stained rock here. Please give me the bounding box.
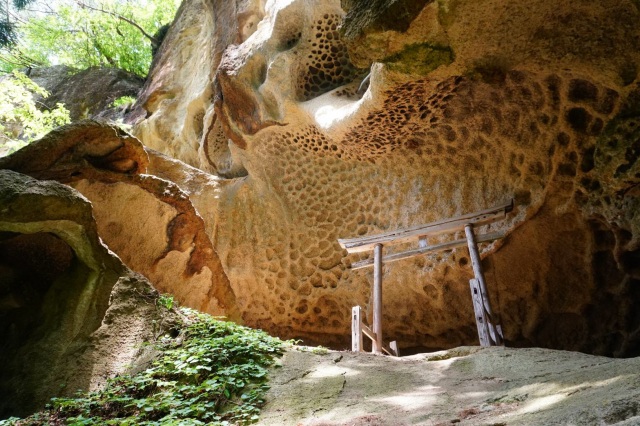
[0,121,239,321]
[4,0,639,357]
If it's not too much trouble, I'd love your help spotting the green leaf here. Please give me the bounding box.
[0,71,70,155]
[2,0,181,77]
[10,308,284,424]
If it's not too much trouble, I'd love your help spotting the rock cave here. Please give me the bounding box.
[1,0,640,422]
[129,0,640,356]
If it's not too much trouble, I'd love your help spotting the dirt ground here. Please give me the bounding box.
[259,346,640,425]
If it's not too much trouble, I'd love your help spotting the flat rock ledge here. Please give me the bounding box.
[259,346,640,425]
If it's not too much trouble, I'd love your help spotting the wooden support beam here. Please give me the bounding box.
[358,323,399,357]
[338,200,512,253]
[350,231,505,270]
[381,345,394,356]
[361,323,376,342]
[465,224,502,346]
[372,243,383,354]
[352,306,363,352]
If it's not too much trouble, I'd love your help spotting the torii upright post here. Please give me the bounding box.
[339,200,513,353]
[465,224,503,346]
[372,243,383,353]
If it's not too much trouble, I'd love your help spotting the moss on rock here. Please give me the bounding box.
[382,42,453,75]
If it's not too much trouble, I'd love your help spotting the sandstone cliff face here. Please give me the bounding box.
[126,0,640,356]
[0,121,239,320]
[20,0,639,356]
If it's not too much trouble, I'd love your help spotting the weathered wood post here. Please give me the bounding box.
[352,306,363,352]
[469,278,490,346]
[372,243,383,353]
[464,224,502,346]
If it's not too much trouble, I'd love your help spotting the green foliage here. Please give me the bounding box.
[2,309,285,426]
[0,0,36,47]
[296,345,328,355]
[111,95,137,108]
[1,0,180,76]
[156,293,175,310]
[0,20,18,47]
[310,346,328,355]
[0,70,70,155]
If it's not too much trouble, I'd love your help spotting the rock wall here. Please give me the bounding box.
[7,0,638,357]
[29,65,144,122]
[0,121,239,320]
[126,0,640,356]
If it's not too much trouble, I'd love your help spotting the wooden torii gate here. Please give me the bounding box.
[338,200,513,355]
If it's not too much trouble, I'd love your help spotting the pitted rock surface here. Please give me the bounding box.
[53,0,640,355]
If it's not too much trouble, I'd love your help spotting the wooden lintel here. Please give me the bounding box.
[350,231,506,270]
[338,200,513,254]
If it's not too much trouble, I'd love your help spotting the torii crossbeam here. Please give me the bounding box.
[338,200,513,354]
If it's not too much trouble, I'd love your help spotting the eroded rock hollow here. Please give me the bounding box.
[0,169,179,417]
[4,0,640,358]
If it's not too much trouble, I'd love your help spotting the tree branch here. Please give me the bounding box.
[74,0,159,47]
[86,24,116,67]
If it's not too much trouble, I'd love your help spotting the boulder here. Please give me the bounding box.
[0,169,179,417]
[29,65,144,122]
[259,346,640,425]
[0,121,239,320]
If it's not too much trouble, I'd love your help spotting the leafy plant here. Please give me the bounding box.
[310,346,328,355]
[296,345,328,355]
[0,70,70,156]
[156,293,175,310]
[0,0,36,47]
[2,309,285,425]
[111,95,137,108]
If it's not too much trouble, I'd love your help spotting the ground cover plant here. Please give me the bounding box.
[1,307,285,425]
